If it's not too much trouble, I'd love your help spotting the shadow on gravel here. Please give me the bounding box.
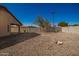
[0,32,40,50]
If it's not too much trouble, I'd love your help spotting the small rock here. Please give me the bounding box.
[56,41,63,45]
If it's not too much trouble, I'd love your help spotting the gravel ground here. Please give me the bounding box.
[0,32,79,56]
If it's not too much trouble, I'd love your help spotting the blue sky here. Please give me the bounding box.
[1,3,79,26]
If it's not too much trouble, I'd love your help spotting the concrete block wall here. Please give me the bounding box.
[62,26,79,34]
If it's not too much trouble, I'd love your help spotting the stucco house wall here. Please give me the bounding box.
[10,25,19,32]
[0,6,22,37]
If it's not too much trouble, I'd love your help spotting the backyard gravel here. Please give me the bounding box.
[0,32,79,56]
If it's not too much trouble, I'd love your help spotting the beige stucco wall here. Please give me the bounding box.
[20,27,40,33]
[0,9,21,37]
[62,26,79,34]
[10,25,19,32]
[20,27,27,33]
